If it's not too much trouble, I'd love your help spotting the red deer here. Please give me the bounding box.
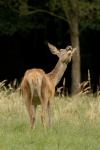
[20,43,76,129]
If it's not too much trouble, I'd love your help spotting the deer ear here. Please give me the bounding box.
[48,43,60,56]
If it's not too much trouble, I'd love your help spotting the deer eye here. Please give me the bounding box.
[66,46,72,51]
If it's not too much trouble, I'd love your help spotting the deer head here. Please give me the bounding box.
[48,43,76,64]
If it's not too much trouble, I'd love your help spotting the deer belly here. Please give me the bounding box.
[33,89,41,105]
[33,96,40,105]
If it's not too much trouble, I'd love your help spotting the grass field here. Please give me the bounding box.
[0,86,100,150]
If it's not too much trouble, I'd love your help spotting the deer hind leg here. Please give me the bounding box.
[41,100,53,128]
[23,92,36,129]
[40,94,53,127]
[27,103,36,129]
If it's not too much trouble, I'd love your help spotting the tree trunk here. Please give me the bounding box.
[69,17,80,95]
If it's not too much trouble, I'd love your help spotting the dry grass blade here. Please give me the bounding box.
[0,80,7,90]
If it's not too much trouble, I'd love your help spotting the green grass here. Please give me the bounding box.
[0,88,100,150]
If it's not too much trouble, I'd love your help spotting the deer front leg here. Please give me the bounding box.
[47,98,54,127]
[47,101,52,127]
[41,100,48,128]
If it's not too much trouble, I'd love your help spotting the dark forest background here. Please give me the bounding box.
[0,0,100,95]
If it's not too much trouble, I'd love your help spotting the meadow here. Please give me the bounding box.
[0,82,100,150]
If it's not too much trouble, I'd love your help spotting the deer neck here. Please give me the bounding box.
[47,60,68,86]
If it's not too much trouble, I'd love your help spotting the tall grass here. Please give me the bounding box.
[0,81,100,150]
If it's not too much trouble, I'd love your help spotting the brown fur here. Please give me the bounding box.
[20,43,76,129]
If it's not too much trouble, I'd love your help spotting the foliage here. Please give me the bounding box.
[0,0,47,35]
[79,1,100,30]
[0,7,33,35]
[0,0,100,35]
